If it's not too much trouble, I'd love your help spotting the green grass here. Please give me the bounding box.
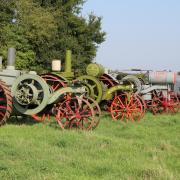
[0,113,180,180]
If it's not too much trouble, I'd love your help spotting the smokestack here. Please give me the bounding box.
[64,50,72,73]
[7,48,16,70]
[0,56,2,70]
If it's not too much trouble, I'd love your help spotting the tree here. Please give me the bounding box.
[0,0,106,73]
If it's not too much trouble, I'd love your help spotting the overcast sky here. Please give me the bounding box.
[82,0,180,71]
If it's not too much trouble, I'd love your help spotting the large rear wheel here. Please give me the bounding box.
[0,80,12,125]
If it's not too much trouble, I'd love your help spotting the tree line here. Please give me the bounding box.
[0,0,105,73]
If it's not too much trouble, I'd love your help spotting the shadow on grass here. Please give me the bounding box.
[7,116,40,126]
[7,116,63,130]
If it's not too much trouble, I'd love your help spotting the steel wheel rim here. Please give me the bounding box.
[82,96,101,129]
[100,74,117,88]
[0,81,12,125]
[55,96,95,130]
[110,93,143,122]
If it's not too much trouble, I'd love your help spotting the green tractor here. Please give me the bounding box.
[77,63,145,122]
[38,50,145,124]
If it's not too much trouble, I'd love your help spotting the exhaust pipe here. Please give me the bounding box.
[64,50,72,73]
[0,56,2,70]
[7,48,16,70]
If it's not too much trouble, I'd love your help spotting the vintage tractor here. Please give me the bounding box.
[0,48,100,130]
[76,63,145,122]
[35,50,145,123]
[119,71,180,114]
[29,50,102,129]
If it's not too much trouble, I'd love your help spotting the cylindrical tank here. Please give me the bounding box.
[149,71,176,84]
[86,63,105,77]
[7,47,16,70]
[174,75,180,94]
[52,59,61,71]
[64,50,72,73]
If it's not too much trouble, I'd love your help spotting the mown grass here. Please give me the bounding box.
[0,113,180,180]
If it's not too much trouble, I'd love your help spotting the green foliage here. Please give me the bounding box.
[0,0,105,72]
[0,113,180,179]
[0,24,36,69]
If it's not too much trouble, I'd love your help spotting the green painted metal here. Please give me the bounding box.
[0,69,21,86]
[58,50,74,78]
[102,84,132,100]
[122,75,142,94]
[12,74,50,115]
[48,86,86,104]
[77,75,104,103]
[65,50,72,73]
[86,63,105,77]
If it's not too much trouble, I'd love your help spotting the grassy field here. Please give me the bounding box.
[0,113,179,180]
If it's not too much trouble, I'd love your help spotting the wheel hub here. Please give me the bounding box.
[15,83,38,105]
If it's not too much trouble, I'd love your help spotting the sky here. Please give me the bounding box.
[82,0,180,71]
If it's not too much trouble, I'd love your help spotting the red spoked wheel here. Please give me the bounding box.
[54,96,96,130]
[0,80,12,125]
[164,91,179,113]
[31,105,53,122]
[83,96,101,129]
[110,93,143,122]
[150,91,164,115]
[100,73,117,88]
[32,73,67,122]
[41,73,67,91]
[151,97,164,115]
[151,91,179,114]
[136,94,146,118]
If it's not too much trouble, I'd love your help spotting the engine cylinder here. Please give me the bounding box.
[149,71,176,84]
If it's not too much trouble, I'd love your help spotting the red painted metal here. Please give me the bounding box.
[41,74,67,91]
[165,91,179,113]
[110,93,143,122]
[54,96,95,130]
[100,74,117,88]
[83,96,101,129]
[136,94,146,118]
[0,81,12,125]
[151,90,179,114]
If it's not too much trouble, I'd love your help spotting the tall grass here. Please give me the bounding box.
[0,113,179,180]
